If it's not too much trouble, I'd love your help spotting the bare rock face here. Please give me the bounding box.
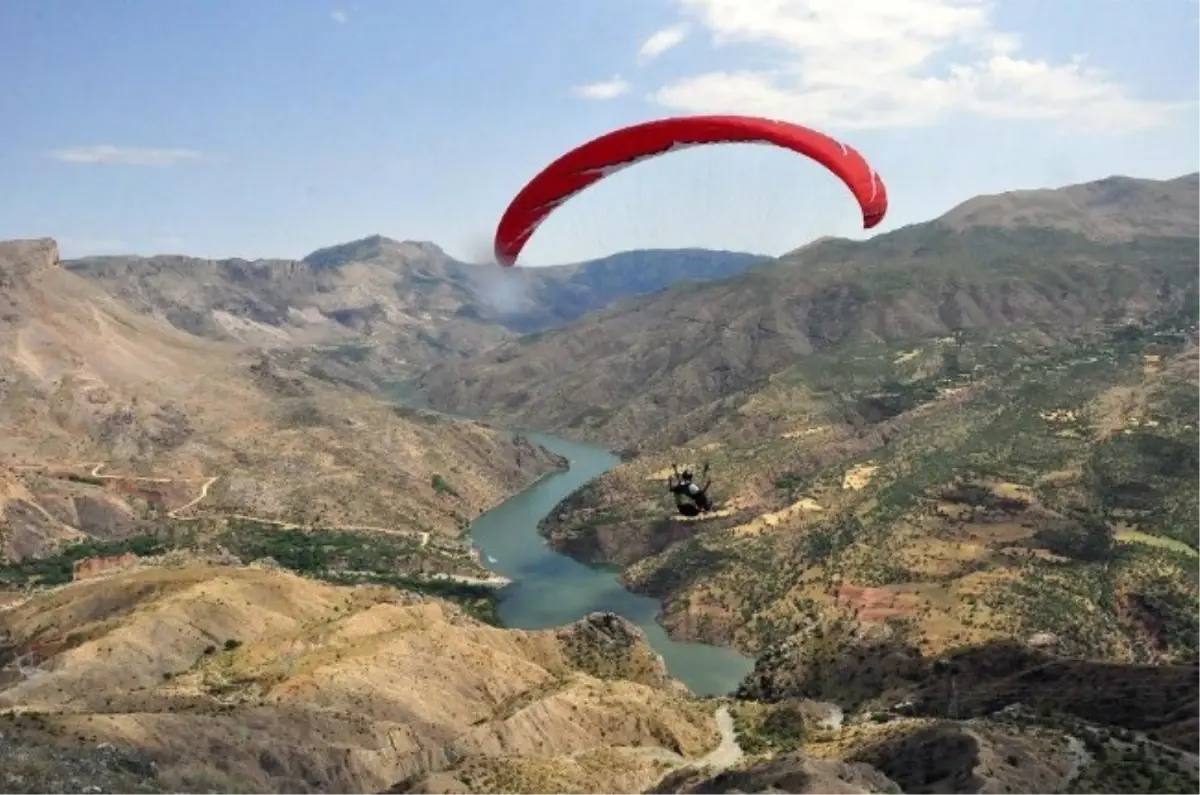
[0,238,60,306]
[0,237,59,278]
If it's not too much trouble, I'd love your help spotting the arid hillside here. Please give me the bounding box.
[0,238,564,563]
[66,239,762,388]
[938,173,1200,240]
[5,173,1197,794]
[531,316,1199,795]
[538,316,1198,659]
[64,237,510,385]
[418,173,1199,451]
[722,636,1199,793]
[0,564,724,794]
[516,175,1199,754]
[3,563,1194,795]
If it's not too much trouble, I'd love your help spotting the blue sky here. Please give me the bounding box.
[1,0,1196,265]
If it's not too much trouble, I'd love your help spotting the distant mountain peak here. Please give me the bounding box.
[301,235,447,270]
[936,171,1199,241]
[781,236,843,259]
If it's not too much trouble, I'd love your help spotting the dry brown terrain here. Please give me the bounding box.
[0,238,564,562]
[432,185,1200,795]
[65,238,513,383]
[539,328,1199,668]
[938,173,1200,240]
[8,563,1190,794]
[434,174,1200,680]
[66,239,762,388]
[0,564,727,793]
[3,170,1197,794]
[410,173,1200,793]
[418,173,1199,451]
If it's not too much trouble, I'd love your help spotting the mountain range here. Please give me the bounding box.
[417,173,1199,450]
[67,240,764,389]
[1,172,1197,794]
[0,237,564,567]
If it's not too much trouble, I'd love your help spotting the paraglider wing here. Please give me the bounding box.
[493,115,888,267]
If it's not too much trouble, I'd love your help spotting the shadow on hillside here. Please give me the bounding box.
[737,638,1199,752]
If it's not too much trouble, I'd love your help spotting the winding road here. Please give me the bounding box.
[631,706,744,771]
[9,460,493,584]
[702,706,746,769]
[14,461,432,539]
[167,476,218,518]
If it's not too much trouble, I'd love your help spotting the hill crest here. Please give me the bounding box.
[417,171,1200,449]
[937,172,1200,240]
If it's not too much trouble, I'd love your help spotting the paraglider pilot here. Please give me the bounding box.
[668,462,713,516]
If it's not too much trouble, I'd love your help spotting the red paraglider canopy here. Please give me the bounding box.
[493,114,888,267]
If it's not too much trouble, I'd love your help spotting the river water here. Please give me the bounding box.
[469,432,755,697]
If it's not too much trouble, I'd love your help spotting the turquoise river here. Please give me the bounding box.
[468,432,755,697]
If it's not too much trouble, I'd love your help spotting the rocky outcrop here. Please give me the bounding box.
[72,552,139,581]
[554,612,679,690]
[0,238,59,285]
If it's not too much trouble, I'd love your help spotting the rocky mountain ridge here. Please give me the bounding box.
[66,240,764,386]
[417,173,1199,450]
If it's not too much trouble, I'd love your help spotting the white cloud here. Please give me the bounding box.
[650,0,1187,133]
[331,9,348,23]
[638,24,690,64]
[571,76,633,100]
[48,145,204,166]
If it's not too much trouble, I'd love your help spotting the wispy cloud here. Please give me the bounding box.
[48,145,204,166]
[651,0,1190,133]
[571,76,632,100]
[331,9,348,24]
[638,24,690,64]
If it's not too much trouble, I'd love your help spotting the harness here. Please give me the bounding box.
[669,463,713,514]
